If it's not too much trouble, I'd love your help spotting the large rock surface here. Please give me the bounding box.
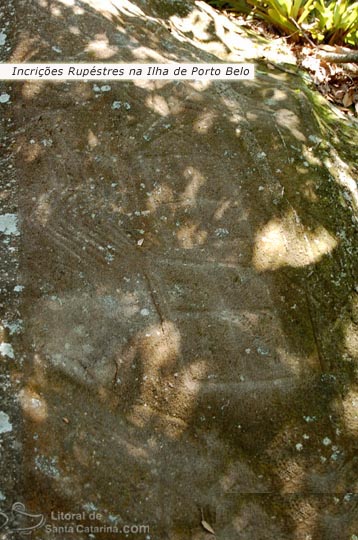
[0,0,358,538]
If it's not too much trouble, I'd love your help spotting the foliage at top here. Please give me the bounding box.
[207,0,358,45]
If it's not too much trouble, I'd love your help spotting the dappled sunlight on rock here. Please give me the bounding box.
[188,79,212,92]
[253,211,338,271]
[107,0,147,19]
[30,354,49,386]
[22,140,42,163]
[22,81,47,99]
[213,199,231,221]
[146,183,174,211]
[45,0,81,16]
[262,87,287,103]
[170,8,227,57]
[291,500,319,540]
[177,222,208,248]
[19,388,48,423]
[324,149,358,211]
[341,388,358,438]
[301,145,322,167]
[169,1,266,61]
[85,34,118,59]
[275,109,306,142]
[138,321,181,375]
[126,401,191,440]
[87,129,98,148]
[301,179,319,202]
[72,0,142,19]
[145,94,170,116]
[57,0,76,7]
[68,25,81,35]
[193,110,216,134]
[182,166,206,203]
[343,319,358,361]
[276,457,306,493]
[132,46,169,63]
[134,79,171,91]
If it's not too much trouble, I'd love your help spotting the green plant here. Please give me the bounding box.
[246,0,316,38]
[313,0,358,44]
[207,0,358,45]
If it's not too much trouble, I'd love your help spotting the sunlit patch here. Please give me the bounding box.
[120,439,149,460]
[246,112,258,122]
[214,199,231,220]
[275,109,306,142]
[87,129,98,148]
[55,0,119,21]
[127,404,188,440]
[182,167,206,203]
[193,110,216,134]
[31,354,48,386]
[302,180,319,202]
[253,211,338,271]
[341,389,358,437]
[301,145,322,166]
[69,26,81,35]
[169,8,227,57]
[344,318,358,359]
[50,6,62,17]
[134,80,169,91]
[73,6,85,15]
[22,81,46,99]
[85,35,118,59]
[131,46,167,62]
[188,80,212,92]
[290,500,318,539]
[58,0,85,15]
[138,321,181,375]
[58,0,75,6]
[147,183,174,211]
[19,388,48,422]
[170,9,212,41]
[23,141,42,163]
[263,88,287,103]
[145,94,170,117]
[177,223,208,249]
[325,149,358,211]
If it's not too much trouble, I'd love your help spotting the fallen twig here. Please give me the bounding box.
[315,50,358,64]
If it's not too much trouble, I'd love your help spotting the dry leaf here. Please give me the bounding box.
[62,417,70,424]
[201,520,215,535]
[343,90,354,107]
[334,88,345,101]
